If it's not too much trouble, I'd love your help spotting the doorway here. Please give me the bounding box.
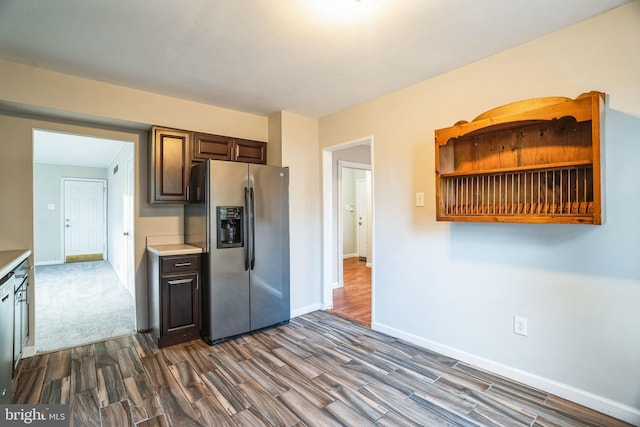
[33,129,136,352]
[322,138,374,326]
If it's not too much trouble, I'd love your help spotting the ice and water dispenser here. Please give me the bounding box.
[216,206,243,248]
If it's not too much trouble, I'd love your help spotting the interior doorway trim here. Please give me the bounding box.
[322,136,375,323]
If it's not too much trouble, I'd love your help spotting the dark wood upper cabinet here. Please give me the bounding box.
[149,126,191,204]
[193,133,266,164]
[193,133,233,161]
[234,138,267,164]
[149,126,267,204]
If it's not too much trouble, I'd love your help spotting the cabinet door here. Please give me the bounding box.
[161,273,200,336]
[150,127,191,203]
[193,133,233,161]
[233,139,267,164]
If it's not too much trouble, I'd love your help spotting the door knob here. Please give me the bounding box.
[123,232,129,236]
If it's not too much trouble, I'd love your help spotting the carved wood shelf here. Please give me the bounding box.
[435,91,605,224]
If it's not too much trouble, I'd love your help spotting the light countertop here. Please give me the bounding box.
[0,249,31,279]
[147,244,203,257]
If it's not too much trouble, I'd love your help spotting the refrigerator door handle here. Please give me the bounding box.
[250,186,256,270]
[244,186,250,271]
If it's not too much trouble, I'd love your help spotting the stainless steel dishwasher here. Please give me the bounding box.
[0,271,15,404]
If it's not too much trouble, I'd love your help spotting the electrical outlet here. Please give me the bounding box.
[514,316,528,336]
[416,192,425,207]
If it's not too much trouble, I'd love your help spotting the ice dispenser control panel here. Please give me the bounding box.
[216,206,244,248]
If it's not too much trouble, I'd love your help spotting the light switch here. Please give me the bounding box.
[47,204,56,210]
[415,192,425,207]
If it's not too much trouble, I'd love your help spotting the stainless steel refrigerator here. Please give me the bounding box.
[185,159,290,344]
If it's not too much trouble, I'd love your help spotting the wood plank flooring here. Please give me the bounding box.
[330,258,372,326]
[12,311,631,426]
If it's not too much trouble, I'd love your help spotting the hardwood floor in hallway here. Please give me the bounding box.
[330,257,372,326]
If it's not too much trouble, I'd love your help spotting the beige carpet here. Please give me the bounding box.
[34,260,136,352]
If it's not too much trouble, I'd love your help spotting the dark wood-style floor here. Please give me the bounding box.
[12,311,630,426]
[330,258,372,326]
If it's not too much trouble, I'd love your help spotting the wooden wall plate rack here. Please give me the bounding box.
[435,91,605,224]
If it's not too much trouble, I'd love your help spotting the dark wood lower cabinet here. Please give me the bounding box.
[148,253,201,348]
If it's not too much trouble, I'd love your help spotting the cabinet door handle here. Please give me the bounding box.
[168,278,192,286]
[173,262,191,267]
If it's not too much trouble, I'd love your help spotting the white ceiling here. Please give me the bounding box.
[33,130,126,168]
[0,0,630,120]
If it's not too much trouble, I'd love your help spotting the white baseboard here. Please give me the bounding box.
[332,281,343,290]
[372,321,640,426]
[291,303,323,318]
[343,253,358,259]
[22,345,36,358]
[366,262,372,268]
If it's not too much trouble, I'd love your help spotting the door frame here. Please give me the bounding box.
[356,176,369,261]
[322,136,375,319]
[125,155,135,296]
[62,177,108,262]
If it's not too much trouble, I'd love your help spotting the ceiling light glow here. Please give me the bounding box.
[306,0,379,24]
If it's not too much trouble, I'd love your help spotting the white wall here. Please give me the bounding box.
[319,2,640,423]
[33,163,108,264]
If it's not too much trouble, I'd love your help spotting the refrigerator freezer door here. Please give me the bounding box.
[206,160,251,343]
[249,164,290,331]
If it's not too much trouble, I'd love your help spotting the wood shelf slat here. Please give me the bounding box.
[439,160,593,178]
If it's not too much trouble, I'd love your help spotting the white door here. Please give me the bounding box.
[125,157,135,296]
[356,178,368,259]
[64,179,106,262]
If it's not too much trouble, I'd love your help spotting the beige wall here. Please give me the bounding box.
[279,112,323,314]
[0,60,268,141]
[319,2,640,422]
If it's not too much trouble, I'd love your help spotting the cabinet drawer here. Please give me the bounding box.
[161,255,200,274]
